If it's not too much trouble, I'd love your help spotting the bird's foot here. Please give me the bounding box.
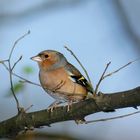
[47,101,62,112]
[47,104,58,112]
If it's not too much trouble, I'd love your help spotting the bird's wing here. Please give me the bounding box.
[65,63,93,93]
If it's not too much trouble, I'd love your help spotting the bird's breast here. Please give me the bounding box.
[39,68,66,90]
[39,68,87,101]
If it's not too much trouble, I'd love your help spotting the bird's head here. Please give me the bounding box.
[31,50,67,71]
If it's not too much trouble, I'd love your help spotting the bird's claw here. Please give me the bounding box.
[47,106,56,112]
[47,102,59,112]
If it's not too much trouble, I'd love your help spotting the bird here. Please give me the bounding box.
[31,50,93,112]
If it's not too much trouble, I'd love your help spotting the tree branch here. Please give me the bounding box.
[0,86,140,138]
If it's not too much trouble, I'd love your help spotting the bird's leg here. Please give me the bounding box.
[52,80,66,92]
[47,100,62,112]
[67,100,73,112]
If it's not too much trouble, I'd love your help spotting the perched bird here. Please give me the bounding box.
[31,50,93,112]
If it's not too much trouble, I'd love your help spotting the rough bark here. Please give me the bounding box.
[0,86,140,138]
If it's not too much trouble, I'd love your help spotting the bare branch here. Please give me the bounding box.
[12,55,23,70]
[7,30,30,113]
[25,105,33,112]
[8,30,30,61]
[9,72,20,112]
[85,110,140,124]
[95,62,111,94]
[19,80,40,87]
[0,86,140,138]
[0,59,8,63]
[103,58,140,79]
[1,62,41,87]
[1,62,9,70]
[94,58,140,94]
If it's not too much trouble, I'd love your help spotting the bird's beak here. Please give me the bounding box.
[30,55,42,62]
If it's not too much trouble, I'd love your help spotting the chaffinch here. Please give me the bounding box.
[31,50,93,112]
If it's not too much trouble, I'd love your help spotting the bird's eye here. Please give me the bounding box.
[44,54,49,58]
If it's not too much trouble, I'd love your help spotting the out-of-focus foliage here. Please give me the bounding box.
[22,66,34,74]
[6,82,25,97]
[15,131,83,140]
[6,66,34,97]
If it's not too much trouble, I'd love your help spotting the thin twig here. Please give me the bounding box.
[85,110,140,124]
[8,30,30,60]
[1,62,41,87]
[8,30,30,113]
[95,58,140,94]
[95,62,111,94]
[0,59,8,63]
[64,45,94,91]
[19,80,41,86]
[9,69,20,112]
[12,55,23,70]
[64,46,91,83]
[1,62,9,70]
[25,104,33,112]
[103,58,140,80]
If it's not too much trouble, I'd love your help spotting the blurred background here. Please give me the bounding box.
[0,0,140,140]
